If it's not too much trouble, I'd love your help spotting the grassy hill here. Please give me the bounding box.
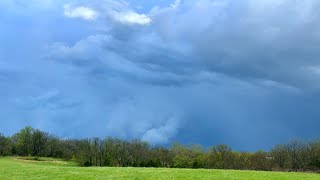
[0,157,319,180]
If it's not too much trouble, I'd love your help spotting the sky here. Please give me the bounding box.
[0,0,320,151]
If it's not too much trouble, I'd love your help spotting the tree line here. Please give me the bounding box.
[0,126,319,172]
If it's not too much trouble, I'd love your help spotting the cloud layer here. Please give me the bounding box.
[1,0,320,150]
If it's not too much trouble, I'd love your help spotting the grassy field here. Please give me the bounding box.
[0,157,319,180]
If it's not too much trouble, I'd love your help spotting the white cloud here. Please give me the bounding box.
[170,0,181,8]
[110,11,151,25]
[64,4,97,21]
[142,117,179,144]
[62,1,151,25]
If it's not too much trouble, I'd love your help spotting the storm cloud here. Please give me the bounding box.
[0,0,320,150]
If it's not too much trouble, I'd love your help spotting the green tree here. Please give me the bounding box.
[309,140,320,170]
[32,129,49,156]
[271,144,289,170]
[0,133,12,156]
[209,144,233,169]
[14,126,34,156]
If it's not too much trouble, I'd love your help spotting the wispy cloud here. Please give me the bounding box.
[64,4,98,21]
[109,10,151,25]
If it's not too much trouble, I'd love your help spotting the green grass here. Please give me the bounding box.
[0,157,319,180]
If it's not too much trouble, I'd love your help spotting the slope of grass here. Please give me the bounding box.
[0,157,319,180]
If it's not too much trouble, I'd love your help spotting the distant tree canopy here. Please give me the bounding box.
[0,127,319,172]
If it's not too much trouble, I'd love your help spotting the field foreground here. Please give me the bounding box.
[0,157,319,180]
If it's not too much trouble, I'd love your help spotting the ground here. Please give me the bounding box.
[0,157,319,180]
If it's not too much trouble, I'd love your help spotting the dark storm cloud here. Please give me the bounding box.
[1,0,320,150]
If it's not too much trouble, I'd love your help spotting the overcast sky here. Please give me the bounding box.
[1,0,320,151]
